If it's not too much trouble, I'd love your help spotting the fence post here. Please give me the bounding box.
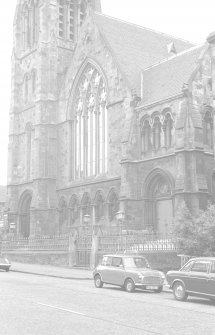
[68,234,77,267]
[90,234,98,270]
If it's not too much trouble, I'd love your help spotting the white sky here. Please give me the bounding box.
[0,0,215,185]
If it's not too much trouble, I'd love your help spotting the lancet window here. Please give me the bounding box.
[25,123,33,180]
[163,113,173,148]
[71,64,108,180]
[141,119,152,155]
[58,0,87,42]
[69,196,79,226]
[22,1,38,50]
[203,110,213,148]
[153,117,161,151]
[95,192,104,222]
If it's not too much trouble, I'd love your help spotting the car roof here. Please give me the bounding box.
[188,257,215,261]
[103,254,146,258]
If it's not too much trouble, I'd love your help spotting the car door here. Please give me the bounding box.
[108,257,126,286]
[207,261,215,298]
[186,260,210,295]
[99,256,112,283]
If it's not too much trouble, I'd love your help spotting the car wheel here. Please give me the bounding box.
[154,286,163,293]
[94,275,103,288]
[124,279,135,293]
[5,268,9,272]
[173,282,188,301]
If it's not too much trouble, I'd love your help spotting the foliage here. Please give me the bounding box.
[173,202,215,256]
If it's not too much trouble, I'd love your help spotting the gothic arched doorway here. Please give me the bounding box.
[144,170,173,236]
[19,191,32,238]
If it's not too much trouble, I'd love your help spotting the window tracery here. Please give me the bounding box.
[69,196,79,226]
[71,64,108,179]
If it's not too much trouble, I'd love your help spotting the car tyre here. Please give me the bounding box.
[94,274,103,288]
[173,282,188,301]
[154,286,163,293]
[5,268,9,272]
[124,279,135,293]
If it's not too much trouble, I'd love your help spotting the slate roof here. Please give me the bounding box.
[140,45,204,106]
[0,186,7,203]
[94,13,194,94]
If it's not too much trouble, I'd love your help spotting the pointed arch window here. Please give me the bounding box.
[24,74,30,104]
[153,117,161,151]
[81,193,91,221]
[59,198,68,234]
[71,64,108,179]
[108,191,119,222]
[203,110,213,148]
[32,70,36,95]
[141,119,152,156]
[164,113,173,148]
[22,1,39,50]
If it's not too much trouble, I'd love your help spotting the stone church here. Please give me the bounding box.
[7,0,215,238]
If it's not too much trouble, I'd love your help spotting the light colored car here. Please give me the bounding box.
[0,255,11,272]
[166,257,215,302]
[93,254,165,293]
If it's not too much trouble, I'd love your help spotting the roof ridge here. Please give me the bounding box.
[94,11,195,46]
[142,44,204,73]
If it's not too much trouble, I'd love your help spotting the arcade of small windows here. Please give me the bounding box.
[58,0,87,42]
[203,110,213,149]
[58,190,119,232]
[22,1,39,51]
[141,112,173,157]
[70,64,108,180]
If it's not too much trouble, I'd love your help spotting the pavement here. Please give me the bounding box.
[9,261,171,292]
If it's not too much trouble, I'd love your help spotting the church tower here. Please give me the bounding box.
[7,0,101,237]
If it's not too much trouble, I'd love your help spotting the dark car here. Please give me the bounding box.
[166,257,215,302]
[93,254,165,293]
[0,255,11,272]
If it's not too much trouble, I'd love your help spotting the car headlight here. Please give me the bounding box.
[138,272,144,280]
[160,273,166,280]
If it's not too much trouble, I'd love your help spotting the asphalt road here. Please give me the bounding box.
[0,270,215,335]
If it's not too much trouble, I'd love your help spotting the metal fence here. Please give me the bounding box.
[1,235,69,252]
[99,233,176,253]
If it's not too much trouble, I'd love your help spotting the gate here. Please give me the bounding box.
[76,234,92,267]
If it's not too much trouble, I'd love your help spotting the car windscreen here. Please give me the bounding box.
[123,257,149,268]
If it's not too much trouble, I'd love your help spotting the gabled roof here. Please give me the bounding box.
[94,12,194,94]
[140,45,204,106]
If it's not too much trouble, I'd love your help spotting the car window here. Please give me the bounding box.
[181,261,194,272]
[190,261,210,273]
[101,256,112,266]
[123,257,149,268]
[112,257,122,267]
[210,262,215,274]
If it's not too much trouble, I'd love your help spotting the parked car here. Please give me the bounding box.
[93,254,165,293]
[0,255,11,272]
[166,257,215,302]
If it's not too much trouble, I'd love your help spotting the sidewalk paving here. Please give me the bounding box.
[10,262,171,293]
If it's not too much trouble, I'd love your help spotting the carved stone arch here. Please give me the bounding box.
[18,189,33,238]
[143,168,174,235]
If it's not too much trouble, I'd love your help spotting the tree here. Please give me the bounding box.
[173,202,215,256]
